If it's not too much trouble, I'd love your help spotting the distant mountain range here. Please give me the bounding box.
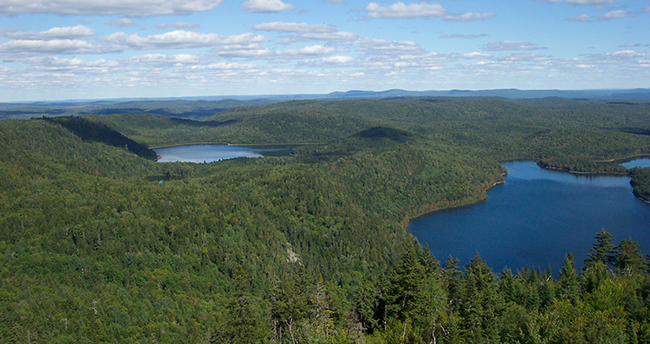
[1,88,648,120]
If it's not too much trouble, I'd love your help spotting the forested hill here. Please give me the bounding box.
[2,97,650,343]
[42,116,158,160]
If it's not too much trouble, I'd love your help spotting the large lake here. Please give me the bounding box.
[408,161,650,273]
[155,144,288,163]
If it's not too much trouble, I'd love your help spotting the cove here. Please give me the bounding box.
[408,161,650,273]
[155,144,289,163]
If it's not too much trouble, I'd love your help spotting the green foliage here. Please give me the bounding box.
[2,97,650,342]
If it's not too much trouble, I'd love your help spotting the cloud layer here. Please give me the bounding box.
[0,0,225,16]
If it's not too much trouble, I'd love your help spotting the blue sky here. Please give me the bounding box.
[0,0,648,101]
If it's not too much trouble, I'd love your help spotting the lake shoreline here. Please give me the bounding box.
[399,157,647,233]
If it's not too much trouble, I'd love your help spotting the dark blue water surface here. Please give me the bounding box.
[408,161,650,273]
[155,145,286,163]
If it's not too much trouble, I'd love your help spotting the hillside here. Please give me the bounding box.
[2,98,650,342]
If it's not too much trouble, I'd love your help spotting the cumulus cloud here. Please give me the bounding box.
[128,53,201,66]
[0,0,225,17]
[539,0,620,5]
[440,34,488,39]
[212,44,271,58]
[103,30,267,50]
[1,25,96,40]
[365,2,447,18]
[364,2,495,21]
[459,52,492,59]
[482,41,546,51]
[106,18,138,28]
[568,10,635,21]
[275,45,345,58]
[187,62,259,72]
[444,12,496,22]
[21,56,121,73]
[321,55,355,64]
[156,22,200,30]
[254,22,336,33]
[0,39,100,55]
[241,0,295,13]
[355,38,429,62]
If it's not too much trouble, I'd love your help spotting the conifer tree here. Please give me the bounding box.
[557,253,580,302]
[584,229,616,269]
[615,238,647,276]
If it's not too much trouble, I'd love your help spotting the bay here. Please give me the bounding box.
[408,161,650,273]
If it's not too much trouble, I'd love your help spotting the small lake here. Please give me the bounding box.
[155,145,289,163]
[620,157,650,168]
[408,161,650,273]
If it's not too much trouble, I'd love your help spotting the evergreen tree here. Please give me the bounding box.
[557,253,581,302]
[583,229,616,269]
[419,243,440,275]
[460,253,504,343]
[212,267,268,344]
[615,238,647,276]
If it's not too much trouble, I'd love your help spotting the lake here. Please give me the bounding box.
[620,157,650,168]
[408,161,650,273]
[155,144,289,163]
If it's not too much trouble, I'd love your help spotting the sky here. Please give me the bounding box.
[0,0,649,102]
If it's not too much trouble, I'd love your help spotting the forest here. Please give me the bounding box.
[1,96,650,343]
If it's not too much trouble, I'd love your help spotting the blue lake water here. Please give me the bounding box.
[620,158,650,168]
[408,161,650,273]
[155,145,287,163]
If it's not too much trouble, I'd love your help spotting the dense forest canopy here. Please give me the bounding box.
[1,97,650,343]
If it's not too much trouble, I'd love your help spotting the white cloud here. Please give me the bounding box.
[276,45,344,58]
[156,22,200,30]
[568,10,635,21]
[357,38,426,57]
[540,0,620,5]
[212,44,271,57]
[0,0,225,16]
[365,2,447,19]
[483,41,546,51]
[321,55,355,64]
[618,43,640,47]
[22,56,120,73]
[128,53,201,66]
[444,12,496,22]
[0,39,101,55]
[254,22,336,33]
[459,52,492,59]
[103,30,267,50]
[188,62,258,70]
[597,10,635,20]
[106,18,138,28]
[279,31,358,45]
[440,34,488,39]
[1,25,96,40]
[241,0,295,13]
[567,14,590,21]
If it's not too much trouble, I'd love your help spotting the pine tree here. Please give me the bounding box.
[557,253,580,302]
[460,253,503,343]
[615,238,647,276]
[583,229,616,269]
